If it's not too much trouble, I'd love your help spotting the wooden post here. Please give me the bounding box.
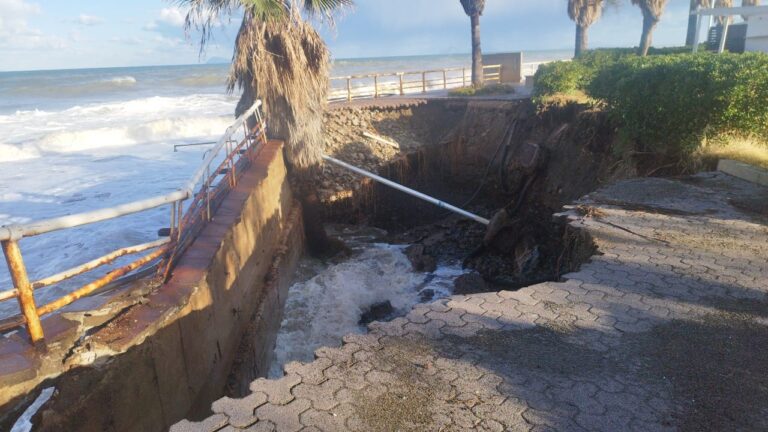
[2,240,44,343]
[422,72,426,93]
[443,70,447,89]
[346,77,352,101]
[462,68,467,87]
[399,73,404,95]
[374,74,379,98]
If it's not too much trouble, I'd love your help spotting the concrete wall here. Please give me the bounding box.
[483,52,523,84]
[746,15,768,53]
[0,140,304,431]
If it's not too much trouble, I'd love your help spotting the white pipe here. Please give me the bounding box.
[322,155,490,226]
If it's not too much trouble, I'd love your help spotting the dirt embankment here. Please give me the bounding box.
[316,98,635,290]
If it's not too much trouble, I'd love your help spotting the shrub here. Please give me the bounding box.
[588,53,768,159]
[532,61,589,99]
[534,49,768,168]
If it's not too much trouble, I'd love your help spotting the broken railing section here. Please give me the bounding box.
[0,101,268,345]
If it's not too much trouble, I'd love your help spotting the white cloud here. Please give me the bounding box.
[159,7,186,26]
[76,14,104,26]
[0,0,65,50]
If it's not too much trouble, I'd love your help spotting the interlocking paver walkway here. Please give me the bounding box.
[172,172,768,432]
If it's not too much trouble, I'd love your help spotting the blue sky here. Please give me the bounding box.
[0,0,695,71]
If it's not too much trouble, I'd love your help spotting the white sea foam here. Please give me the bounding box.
[0,94,236,161]
[0,93,237,318]
[106,76,137,86]
[269,244,461,377]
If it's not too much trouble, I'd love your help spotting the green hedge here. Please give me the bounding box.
[534,50,768,161]
[532,48,692,99]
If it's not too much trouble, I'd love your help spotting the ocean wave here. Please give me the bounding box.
[0,143,40,162]
[33,115,232,154]
[105,76,137,86]
[176,74,226,87]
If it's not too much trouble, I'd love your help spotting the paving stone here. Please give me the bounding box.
[185,174,768,432]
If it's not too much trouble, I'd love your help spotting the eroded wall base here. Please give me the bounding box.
[0,140,305,431]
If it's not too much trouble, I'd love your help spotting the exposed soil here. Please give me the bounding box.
[317,99,619,291]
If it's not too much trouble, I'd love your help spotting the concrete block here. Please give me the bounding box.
[718,159,768,186]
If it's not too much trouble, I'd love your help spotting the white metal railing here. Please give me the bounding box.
[0,100,267,343]
[329,65,503,102]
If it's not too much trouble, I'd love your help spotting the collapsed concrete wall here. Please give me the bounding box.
[0,140,304,431]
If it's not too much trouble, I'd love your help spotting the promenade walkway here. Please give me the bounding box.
[173,172,768,432]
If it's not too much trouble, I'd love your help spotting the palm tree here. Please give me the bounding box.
[460,0,485,87]
[180,0,352,256]
[631,0,669,56]
[742,0,760,20]
[568,0,605,57]
[686,0,710,46]
[715,0,734,25]
[181,0,351,169]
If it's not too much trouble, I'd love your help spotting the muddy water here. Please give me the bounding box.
[268,224,466,378]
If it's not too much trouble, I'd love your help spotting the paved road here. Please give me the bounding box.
[173,172,768,432]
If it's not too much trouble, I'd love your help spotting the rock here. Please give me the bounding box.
[405,244,437,273]
[418,289,435,302]
[359,301,394,325]
[453,273,488,295]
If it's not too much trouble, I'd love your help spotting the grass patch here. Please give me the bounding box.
[449,83,515,97]
[695,136,768,170]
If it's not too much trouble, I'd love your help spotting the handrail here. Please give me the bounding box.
[0,101,262,243]
[329,65,508,102]
[0,100,267,343]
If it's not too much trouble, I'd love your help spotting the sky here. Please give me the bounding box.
[0,0,698,72]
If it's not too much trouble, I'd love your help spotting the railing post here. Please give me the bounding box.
[1,240,44,344]
[346,77,352,102]
[422,72,426,93]
[374,74,379,98]
[399,73,404,95]
[443,70,447,89]
[462,68,467,87]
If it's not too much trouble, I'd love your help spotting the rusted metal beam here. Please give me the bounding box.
[1,240,45,343]
[28,238,170,290]
[36,246,168,316]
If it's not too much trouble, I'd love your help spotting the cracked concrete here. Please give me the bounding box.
[172,172,768,432]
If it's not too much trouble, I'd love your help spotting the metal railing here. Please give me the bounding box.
[329,64,503,102]
[0,101,268,344]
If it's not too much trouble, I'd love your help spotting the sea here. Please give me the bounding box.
[0,51,570,320]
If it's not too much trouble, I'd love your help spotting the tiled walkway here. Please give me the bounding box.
[173,172,768,432]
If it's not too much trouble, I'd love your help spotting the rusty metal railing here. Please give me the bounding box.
[0,101,267,345]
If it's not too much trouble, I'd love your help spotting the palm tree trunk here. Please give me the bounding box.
[575,24,588,57]
[686,0,699,46]
[639,15,658,56]
[470,13,484,87]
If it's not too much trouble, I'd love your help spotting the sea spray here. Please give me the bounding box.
[268,235,465,378]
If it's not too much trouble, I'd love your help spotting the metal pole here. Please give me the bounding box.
[374,74,379,98]
[322,155,490,225]
[718,19,731,53]
[422,72,426,93]
[399,74,404,95]
[443,70,447,89]
[1,240,44,343]
[347,77,352,101]
[462,68,467,87]
[693,10,703,53]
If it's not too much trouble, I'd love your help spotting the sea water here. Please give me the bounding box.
[0,51,569,318]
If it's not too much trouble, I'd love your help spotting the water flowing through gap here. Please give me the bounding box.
[268,224,468,378]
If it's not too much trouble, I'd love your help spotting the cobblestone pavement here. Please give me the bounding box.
[172,173,768,432]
